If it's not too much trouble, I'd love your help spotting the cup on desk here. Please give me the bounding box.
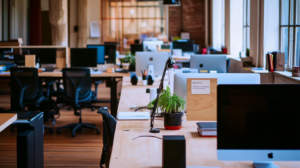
[142,80,147,85]
[292,66,300,77]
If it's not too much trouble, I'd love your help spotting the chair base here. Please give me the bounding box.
[57,123,100,137]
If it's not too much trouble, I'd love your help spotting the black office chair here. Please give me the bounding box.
[9,67,55,133]
[56,68,101,137]
[226,57,231,73]
[97,107,116,168]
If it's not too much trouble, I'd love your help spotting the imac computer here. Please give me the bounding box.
[143,41,164,51]
[135,51,170,77]
[172,41,194,52]
[217,84,300,168]
[174,73,260,102]
[190,55,227,73]
[70,48,97,68]
[130,44,144,55]
[87,45,105,64]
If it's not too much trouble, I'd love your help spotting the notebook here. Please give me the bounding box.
[117,112,150,120]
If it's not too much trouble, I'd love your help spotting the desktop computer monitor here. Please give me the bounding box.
[142,41,164,51]
[135,51,170,77]
[217,84,300,168]
[87,45,105,64]
[70,48,97,68]
[172,41,194,52]
[174,73,260,102]
[190,55,227,73]
[104,44,116,64]
[25,48,57,64]
[130,44,144,55]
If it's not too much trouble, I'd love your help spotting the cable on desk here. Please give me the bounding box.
[132,135,162,140]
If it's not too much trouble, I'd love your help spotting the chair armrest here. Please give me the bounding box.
[18,86,30,111]
[74,87,82,109]
[46,81,56,99]
[94,81,103,85]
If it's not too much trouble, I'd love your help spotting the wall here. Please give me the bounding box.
[168,0,206,48]
[69,0,100,47]
[212,0,223,51]
[229,0,243,56]
[87,0,100,45]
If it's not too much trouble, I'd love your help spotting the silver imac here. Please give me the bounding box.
[135,51,171,77]
[190,55,227,73]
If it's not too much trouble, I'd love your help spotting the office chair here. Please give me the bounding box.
[56,68,101,137]
[97,107,116,168]
[9,67,55,133]
[226,58,231,73]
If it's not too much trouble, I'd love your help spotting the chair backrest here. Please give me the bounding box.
[226,57,230,73]
[10,67,40,101]
[98,107,117,168]
[62,68,92,99]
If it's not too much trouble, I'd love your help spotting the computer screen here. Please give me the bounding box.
[24,48,57,64]
[104,44,117,64]
[190,55,227,73]
[130,44,144,55]
[172,41,194,52]
[217,84,300,163]
[70,48,97,68]
[87,45,105,64]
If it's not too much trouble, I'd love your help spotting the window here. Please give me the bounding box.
[243,0,250,52]
[280,0,300,67]
[101,0,167,53]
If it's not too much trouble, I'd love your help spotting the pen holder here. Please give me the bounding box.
[142,76,147,86]
[147,75,154,85]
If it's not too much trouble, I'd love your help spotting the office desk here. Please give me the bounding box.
[0,113,17,132]
[118,77,160,113]
[110,120,300,168]
[0,72,130,118]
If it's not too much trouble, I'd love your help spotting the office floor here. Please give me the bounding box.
[0,82,117,168]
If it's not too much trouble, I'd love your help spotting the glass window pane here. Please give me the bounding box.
[289,27,294,66]
[296,0,300,24]
[247,0,250,25]
[295,27,300,66]
[290,0,294,24]
[281,27,289,65]
[281,0,289,25]
[243,27,246,51]
[243,0,247,25]
[247,27,250,49]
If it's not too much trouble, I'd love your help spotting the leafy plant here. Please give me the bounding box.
[157,86,186,113]
[147,99,156,109]
[122,54,135,64]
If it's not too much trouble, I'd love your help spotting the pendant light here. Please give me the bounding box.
[163,0,180,6]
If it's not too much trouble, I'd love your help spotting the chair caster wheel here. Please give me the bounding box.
[96,130,101,134]
[49,129,54,134]
[57,129,61,134]
[72,133,76,137]
[92,107,95,111]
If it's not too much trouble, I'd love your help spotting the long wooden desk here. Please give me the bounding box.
[0,113,17,132]
[0,71,130,118]
[111,78,300,168]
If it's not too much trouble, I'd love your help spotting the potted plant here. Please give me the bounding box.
[157,86,186,130]
[121,54,135,71]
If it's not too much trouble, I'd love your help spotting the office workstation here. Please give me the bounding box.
[1,0,300,167]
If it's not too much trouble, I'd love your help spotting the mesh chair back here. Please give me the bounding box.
[62,68,91,99]
[10,67,40,101]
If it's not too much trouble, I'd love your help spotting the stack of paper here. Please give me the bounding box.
[117,112,150,120]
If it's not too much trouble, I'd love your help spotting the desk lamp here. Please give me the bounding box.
[150,57,173,133]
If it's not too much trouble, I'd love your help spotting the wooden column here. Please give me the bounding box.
[77,0,88,48]
[49,0,68,46]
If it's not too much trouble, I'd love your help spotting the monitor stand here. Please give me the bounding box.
[254,162,279,168]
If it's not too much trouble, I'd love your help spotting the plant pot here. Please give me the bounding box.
[163,112,183,130]
[122,63,130,70]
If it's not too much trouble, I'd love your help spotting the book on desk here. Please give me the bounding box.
[196,122,217,137]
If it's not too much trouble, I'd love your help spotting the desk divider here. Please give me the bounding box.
[186,78,217,121]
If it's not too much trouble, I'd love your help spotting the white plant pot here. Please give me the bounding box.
[122,63,130,70]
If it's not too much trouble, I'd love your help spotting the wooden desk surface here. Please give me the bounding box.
[117,77,160,113]
[0,71,130,78]
[0,113,17,132]
[110,120,300,168]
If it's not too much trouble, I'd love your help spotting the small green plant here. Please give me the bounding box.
[122,54,135,64]
[157,86,186,113]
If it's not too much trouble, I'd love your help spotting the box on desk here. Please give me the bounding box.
[25,55,36,68]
